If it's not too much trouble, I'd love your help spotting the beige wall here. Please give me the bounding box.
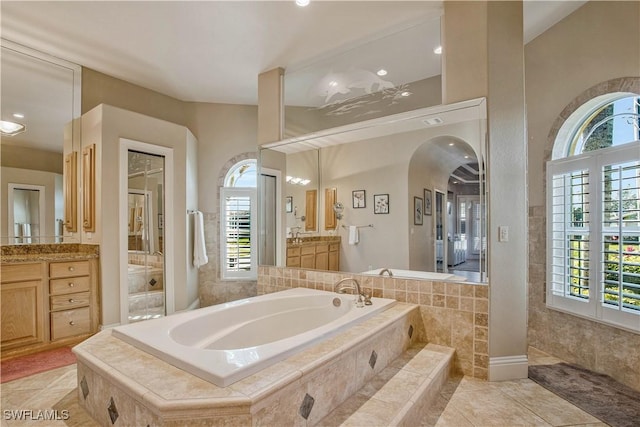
[185,102,259,306]
[526,1,640,391]
[526,0,640,207]
[82,68,188,126]
[443,1,528,380]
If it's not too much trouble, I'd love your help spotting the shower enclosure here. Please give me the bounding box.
[126,150,166,322]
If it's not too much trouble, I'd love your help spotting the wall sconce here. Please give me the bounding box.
[333,202,344,220]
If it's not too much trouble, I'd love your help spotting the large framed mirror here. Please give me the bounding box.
[259,11,487,283]
[261,98,488,283]
[0,39,81,245]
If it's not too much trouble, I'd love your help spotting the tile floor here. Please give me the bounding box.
[0,347,607,427]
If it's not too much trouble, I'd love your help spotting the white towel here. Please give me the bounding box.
[348,225,359,245]
[193,211,209,268]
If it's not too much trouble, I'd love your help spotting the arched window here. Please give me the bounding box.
[547,94,640,331]
[220,159,257,280]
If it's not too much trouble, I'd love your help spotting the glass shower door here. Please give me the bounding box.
[127,150,166,322]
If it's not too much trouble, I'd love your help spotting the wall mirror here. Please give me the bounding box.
[283,15,442,139]
[0,39,81,244]
[261,12,487,282]
[261,99,488,283]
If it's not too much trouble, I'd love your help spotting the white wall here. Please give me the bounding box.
[82,104,198,327]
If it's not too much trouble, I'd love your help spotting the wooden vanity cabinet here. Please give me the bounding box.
[0,263,45,351]
[328,242,340,271]
[286,239,341,271]
[0,257,100,358]
[300,245,316,269]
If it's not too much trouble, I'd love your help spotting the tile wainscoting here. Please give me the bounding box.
[258,266,490,379]
[528,205,640,392]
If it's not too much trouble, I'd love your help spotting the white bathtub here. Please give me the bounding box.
[112,287,395,387]
[361,268,467,281]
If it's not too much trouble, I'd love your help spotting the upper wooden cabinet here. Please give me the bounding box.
[305,189,317,231]
[82,144,96,232]
[64,151,78,232]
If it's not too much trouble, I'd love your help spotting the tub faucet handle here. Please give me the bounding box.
[364,293,372,305]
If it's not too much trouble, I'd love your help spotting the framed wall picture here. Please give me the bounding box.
[373,194,389,214]
[424,189,432,216]
[285,196,293,213]
[352,190,366,208]
[414,197,423,225]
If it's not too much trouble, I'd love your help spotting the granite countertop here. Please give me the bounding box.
[286,236,341,247]
[1,244,100,263]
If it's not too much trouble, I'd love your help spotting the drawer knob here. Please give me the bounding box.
[69,321,75,326]
[68,267,75,272]
[68,283,75,287]
[69,299,75,303]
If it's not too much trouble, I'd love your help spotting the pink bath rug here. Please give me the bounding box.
[1,346,76,383]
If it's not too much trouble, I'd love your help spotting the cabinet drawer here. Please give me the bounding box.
[49,276,90,295]
[329,243,340,252]
[286,257,301,267]
[315,243,328,253]
[50,291,90,311]
[50,307,90,340]
[287,246,301,257]
[49,261,90,278]
[1,263,43,283]
[301,245,316,256]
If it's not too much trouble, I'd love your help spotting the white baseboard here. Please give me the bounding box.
[100,323,121,330]
[489,355,529,381]
[185,298,200,311]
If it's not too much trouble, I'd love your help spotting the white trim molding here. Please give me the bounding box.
[489,355,529,381]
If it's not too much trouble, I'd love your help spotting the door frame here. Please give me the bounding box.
[119,138,174,324]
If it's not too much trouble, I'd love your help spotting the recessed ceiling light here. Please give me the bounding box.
[12,113,24,119]
[376,69,387,76]
[422,117,443,126]
[329,80,338,87]
[464,155,470,159]
[296,0,310,6]
[448,142,455,146]
[434,46,443,55]
[400,91,412,97]
[0,120,26,136]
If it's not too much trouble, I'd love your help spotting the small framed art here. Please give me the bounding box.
[352,190,366,208]
[374,194,389,214]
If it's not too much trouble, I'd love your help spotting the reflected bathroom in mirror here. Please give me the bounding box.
[0,39,81,244]
[261,9,486,282]
[283,15,442,139]
[262,99,487,283]
[126,149,167,322]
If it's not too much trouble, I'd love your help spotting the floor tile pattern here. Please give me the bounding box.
[0,347,610,426]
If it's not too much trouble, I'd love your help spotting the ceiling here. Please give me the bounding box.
[0,0,586,153]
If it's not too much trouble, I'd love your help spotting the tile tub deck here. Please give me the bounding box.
[74,302,427,426]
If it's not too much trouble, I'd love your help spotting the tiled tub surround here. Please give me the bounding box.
[74,301,424,426]
[258,266,490,379]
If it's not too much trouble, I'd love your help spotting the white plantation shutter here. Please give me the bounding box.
[547,143,640,331]
[221,188,256,279]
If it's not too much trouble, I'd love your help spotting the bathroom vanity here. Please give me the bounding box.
[286,237,340,271]
[0,244,100,359]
